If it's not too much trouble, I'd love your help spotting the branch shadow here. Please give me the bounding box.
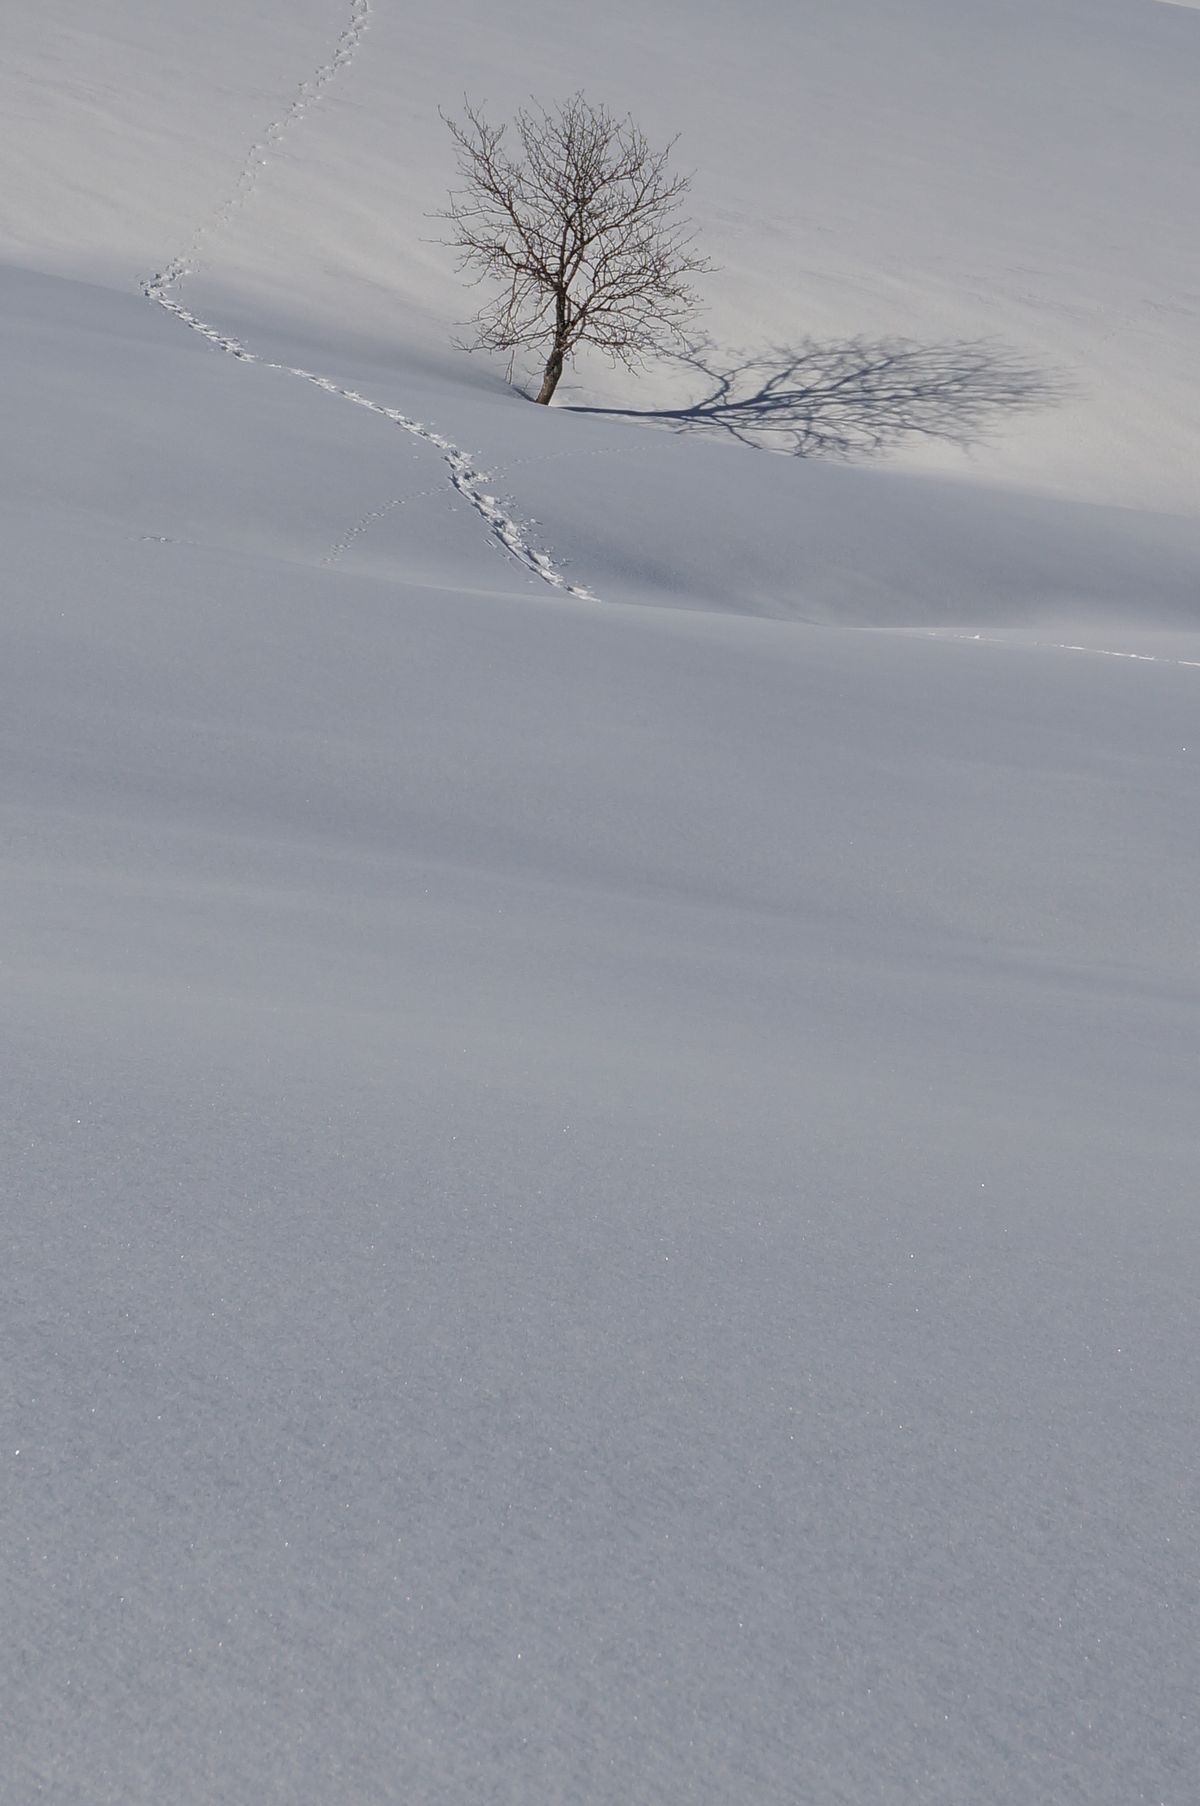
[569,337,1069,458]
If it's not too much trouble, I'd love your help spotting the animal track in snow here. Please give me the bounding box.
[323,490,435,567]
[143,0,594,599]
[321,445,623,567]
[154,0,372,296]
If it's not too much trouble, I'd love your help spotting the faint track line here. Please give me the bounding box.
[323,444,624,567]
[862,628,1200,670]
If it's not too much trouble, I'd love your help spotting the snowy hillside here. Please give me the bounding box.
[3,3,1198,1803]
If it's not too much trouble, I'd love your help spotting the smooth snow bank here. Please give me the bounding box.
[6,282,1199,1798]
[3,2,1199,1803]
[4,249,1199,1806]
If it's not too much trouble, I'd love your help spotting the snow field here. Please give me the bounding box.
[2,2,1198,1801]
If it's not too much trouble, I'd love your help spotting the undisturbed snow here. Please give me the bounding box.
[2,3,1198,1803]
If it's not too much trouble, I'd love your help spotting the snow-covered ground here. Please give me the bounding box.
[3,3,1198,1801]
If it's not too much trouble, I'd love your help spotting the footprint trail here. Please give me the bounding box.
[143,0,594,599]
[153,0,373,298]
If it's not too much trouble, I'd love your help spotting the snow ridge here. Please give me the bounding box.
[142,0,594,599]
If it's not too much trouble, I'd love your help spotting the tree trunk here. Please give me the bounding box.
[535,342,565,405]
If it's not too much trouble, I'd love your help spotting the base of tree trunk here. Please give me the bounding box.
[535,352,565,405]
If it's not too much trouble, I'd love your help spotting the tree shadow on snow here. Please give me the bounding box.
[569,337,1069,458]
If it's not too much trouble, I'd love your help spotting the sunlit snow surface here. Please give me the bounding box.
[2,2,1198,1802]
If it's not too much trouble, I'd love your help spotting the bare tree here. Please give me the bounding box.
[438,95,712,405]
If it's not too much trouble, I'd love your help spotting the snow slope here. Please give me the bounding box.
[3,3,1199,1803]
[7,0,1200,515]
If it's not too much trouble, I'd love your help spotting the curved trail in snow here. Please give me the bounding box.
[143,0,594,600]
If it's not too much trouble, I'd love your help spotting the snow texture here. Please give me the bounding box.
[2,2,1198,1802]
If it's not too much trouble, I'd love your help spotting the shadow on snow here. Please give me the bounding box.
[569,337,1069,458]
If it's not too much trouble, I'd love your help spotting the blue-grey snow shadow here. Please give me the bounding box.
[570,338,1068,458]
